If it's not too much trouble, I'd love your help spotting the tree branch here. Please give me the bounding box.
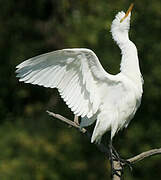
[46,110,161,180]
[127,148,161,164]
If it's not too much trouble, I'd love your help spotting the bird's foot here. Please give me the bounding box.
[108,143,133,178]
[111,146,132,171]
[120,159,132,171]
[109,147,123,178]
[109,154,123,178]
[111,167,123,178]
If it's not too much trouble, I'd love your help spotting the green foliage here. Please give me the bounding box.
[0,0,161,179]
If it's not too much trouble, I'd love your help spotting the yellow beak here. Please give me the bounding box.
[120,3,134,23]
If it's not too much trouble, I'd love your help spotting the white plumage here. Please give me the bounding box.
[16,5,143,144]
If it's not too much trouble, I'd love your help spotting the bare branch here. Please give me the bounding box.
[46,110,85,132]
[127,148,161,164]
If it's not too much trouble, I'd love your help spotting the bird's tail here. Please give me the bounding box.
[91,112,112,144]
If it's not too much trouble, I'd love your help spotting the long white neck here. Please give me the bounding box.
[112,30,143,89]
[120,39,141,78]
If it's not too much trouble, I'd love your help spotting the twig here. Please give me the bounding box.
[46,110,161,180]
[46,110,84,131]
[128,148,161,164]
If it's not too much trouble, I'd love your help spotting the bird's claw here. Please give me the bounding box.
[112,153,133,172]
[120,159,132,171]
[109,144,133,178]
[109,151,123,178]
[111,168,123,178]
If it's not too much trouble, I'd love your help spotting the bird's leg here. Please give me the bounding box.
[111,145,121,160]
[109,140,123,178]
[110,142,133,172]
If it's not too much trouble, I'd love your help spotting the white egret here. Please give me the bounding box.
[16,4,143,155]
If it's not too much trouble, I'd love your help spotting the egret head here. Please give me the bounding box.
[111,3,134,43]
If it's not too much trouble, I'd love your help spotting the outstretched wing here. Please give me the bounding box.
[16,48,117,118]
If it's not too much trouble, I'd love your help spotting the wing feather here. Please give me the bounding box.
[16,48,118,119]
[33,67,56,85]
[57,70,73,90]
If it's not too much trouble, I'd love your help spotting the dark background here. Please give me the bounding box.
[0,0,161,179]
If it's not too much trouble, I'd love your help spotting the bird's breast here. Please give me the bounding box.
[98,79,142,130]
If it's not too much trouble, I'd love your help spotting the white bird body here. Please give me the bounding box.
[16,9,143,143]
